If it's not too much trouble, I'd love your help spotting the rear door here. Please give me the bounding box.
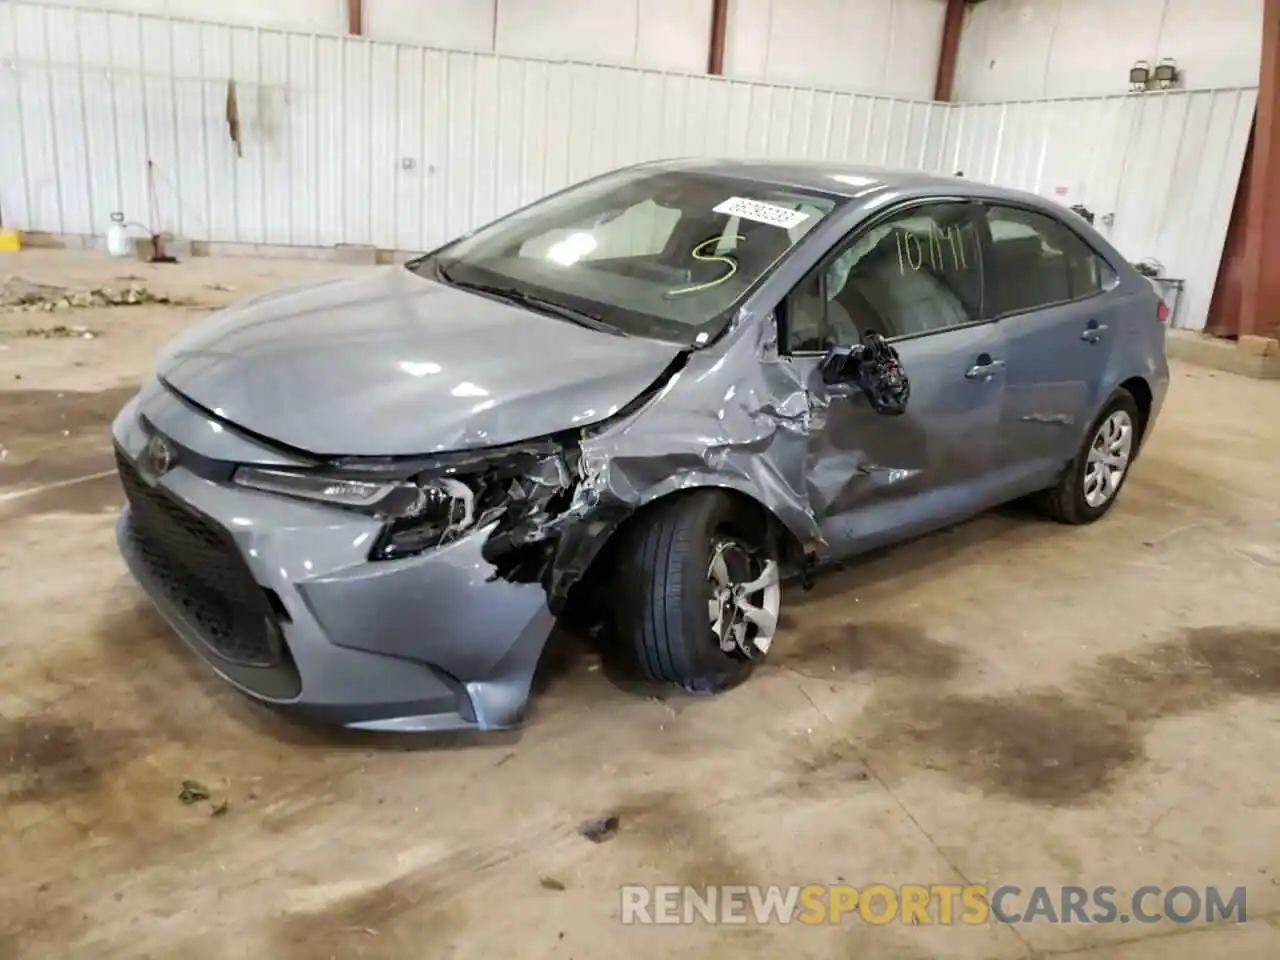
[980,204,1122,493]
[783,200,1009,558]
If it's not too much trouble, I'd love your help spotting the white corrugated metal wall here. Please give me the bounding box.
[944,89,1257,333]
[0,1,1257,331]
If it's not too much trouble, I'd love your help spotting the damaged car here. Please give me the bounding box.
[112,159,1169,732]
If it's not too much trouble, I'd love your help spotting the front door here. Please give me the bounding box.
[980,203,1121,494]
[782,200,1008,560]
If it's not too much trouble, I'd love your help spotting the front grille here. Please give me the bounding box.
[116,446,283,668]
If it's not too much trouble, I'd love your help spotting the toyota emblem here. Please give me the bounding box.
[144,434,176,477]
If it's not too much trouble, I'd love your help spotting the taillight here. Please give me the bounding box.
[1157,300,1170,323]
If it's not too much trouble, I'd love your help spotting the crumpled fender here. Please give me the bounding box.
[540,310,830,606]
[484,308,911,614]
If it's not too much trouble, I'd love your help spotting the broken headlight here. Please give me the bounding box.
[232,443,577,562]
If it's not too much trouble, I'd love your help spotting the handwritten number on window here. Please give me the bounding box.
[894,224,968,276]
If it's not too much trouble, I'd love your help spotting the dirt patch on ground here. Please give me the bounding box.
[773,621,964,682]
[0,385,134,525]
[0,385,136,446]
[608,790,755,890]
[863,690,1140,804]
[0,716,137,804]
[0,473,124,522]
[270,866,469,960]
[827,626,1280,807]
[264,833,571,960]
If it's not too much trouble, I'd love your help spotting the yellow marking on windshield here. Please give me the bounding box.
[664,235,745,297]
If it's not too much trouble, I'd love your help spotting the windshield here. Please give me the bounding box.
[420,167,840,345]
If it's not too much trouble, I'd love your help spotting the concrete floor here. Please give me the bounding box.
[1,250,1278,960]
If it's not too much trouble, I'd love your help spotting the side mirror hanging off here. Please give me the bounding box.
[819,331,911,416]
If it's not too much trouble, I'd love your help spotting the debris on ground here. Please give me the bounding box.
[645,695,679,717]
[2,276,191,313]
[577,815,619,843]
[210,799,230,817]
[178,780,211,804]
[539,876,567,891]
[22,324,100,339]
[205,282,236,292]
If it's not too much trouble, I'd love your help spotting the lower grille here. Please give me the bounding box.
[116,446,283,668]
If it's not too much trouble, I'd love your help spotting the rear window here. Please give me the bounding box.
[985,206,1116,316]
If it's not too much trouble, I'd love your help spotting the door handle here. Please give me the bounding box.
[965,357,1005,381]
[1081,321,1108,343]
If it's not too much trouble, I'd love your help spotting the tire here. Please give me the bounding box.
[1040,388,1141,525]
[614,490,780,695]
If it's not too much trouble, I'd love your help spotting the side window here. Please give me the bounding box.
[786,269,861,353]
[784,202,983,352]
[984,205,1113,317]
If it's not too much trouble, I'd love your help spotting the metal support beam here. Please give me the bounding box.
[708,0,728,75]
[933,0,966,101]
[347,0,363,35]
[1222,0,1280,337]
[1207,131,1253,335]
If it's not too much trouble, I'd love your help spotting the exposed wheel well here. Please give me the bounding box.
[619,487,804,569]
[564,487,806,623]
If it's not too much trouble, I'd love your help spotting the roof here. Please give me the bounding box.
[649,158,969,198]
[624,157,1103,250]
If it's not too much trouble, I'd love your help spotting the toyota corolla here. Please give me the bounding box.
[112,159,1169,732]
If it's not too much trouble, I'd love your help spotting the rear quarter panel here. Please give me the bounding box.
[1093,272,1170,446]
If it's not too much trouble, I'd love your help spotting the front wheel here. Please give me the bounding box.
[1040,388,1141,524]
[614,491,781,694]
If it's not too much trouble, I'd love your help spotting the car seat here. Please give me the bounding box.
[991,235,1068,314]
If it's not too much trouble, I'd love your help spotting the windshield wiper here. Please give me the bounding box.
[435,264,625,337]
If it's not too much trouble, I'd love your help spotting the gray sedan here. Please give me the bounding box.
[112,159,1169,732]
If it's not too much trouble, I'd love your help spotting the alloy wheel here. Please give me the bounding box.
[1083,410,1134,508]
[706,539,781,659]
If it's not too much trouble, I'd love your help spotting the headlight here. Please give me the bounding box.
[232,467,436,517]
[231,444,576,562]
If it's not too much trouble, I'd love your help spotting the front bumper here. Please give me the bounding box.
[111,382,557,732]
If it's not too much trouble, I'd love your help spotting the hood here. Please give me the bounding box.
[156,266,684,457]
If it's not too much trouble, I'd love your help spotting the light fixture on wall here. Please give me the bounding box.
[1154,58,1181,90]
[1129,60,1151,93]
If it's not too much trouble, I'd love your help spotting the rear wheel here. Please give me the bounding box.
[1040,389,1140,524]
[615,491,781,694]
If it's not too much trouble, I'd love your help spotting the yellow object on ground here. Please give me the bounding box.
[0,228,21,252]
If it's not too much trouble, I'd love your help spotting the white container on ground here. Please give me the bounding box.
[106,213,132,258]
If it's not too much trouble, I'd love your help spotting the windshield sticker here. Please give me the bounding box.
[713,197,811,230]
[665,235,743,297]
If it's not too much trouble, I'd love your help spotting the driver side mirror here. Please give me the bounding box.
[819,334,911,416]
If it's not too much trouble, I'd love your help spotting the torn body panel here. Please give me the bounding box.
[476,310,920,615]
[547,338,822,603]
